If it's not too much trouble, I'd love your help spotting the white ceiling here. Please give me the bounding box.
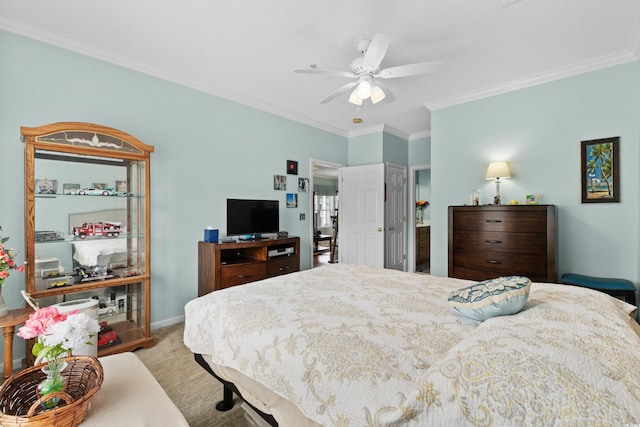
[1,1,639,139]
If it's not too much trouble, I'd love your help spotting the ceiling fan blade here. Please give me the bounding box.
[377,62,444,79]
[319,81,358,104]
[362,33,390,70]
[294,68,355,78]
[373,81,395,103]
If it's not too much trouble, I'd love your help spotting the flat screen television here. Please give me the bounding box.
[227,198,279,238]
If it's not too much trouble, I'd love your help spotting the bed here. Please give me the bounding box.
[183,264,640,426]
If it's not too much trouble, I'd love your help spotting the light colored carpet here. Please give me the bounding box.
[135,322,250,427]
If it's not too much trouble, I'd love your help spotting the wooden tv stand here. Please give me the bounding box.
[198,236,300,296]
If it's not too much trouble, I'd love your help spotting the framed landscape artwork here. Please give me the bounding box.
[581,137,619,203]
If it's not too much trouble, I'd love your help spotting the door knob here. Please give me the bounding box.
[388,226,394,230]
[378,227,382,232]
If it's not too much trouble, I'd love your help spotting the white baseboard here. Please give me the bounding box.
[150,314,185,330]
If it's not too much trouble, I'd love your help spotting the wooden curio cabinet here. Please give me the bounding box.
[22,122,154,356]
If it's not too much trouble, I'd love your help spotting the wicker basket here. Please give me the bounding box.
[0,356,103,427]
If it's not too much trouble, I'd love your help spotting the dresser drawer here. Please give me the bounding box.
[267,255,298,277]
[452,250,548,281]
[453,230,547,254]
[220,262,267,288]
[453,210,547,233]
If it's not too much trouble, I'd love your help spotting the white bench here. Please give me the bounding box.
[81,352,188,426]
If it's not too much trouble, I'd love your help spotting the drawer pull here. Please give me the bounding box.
[485,240,502,244]
[485,219,502,223]
[238,274,253,278]
[486,260,501,264]
[279,266,289,271]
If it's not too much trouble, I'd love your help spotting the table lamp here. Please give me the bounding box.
[485,161,511,205]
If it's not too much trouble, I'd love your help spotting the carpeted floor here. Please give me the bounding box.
[135,322,250,427]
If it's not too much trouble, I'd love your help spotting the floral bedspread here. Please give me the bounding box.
[183,264,640,426]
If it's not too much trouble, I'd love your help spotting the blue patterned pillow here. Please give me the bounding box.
[448,276,531,321]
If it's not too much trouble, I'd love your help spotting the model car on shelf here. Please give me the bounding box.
[35,230,65,242]
[47,275,74,289]
[98,322,118,347]
[70,187,114,196]
[72,221,122,238]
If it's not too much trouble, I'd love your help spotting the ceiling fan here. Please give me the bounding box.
[294,33,443,105]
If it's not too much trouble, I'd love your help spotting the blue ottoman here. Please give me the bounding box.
[560,273,637,306]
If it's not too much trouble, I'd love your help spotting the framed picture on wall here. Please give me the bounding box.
[286,193,298,208]
[274,175,286,191]
[581,137,619,203]
[287,160,298,175]
[298,178,309,192]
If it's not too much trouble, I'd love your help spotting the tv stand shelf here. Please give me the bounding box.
[198,237,300,296]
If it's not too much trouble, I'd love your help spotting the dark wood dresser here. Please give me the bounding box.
[416,225,430,264]
[198,237,300,296]
[448,205,556,282]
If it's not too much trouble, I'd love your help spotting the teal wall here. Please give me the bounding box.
[409,136,430,166]
[0,30,350,360]
[348,131,410,166]
[382,132,409,166]
[348,132,383,165]
[431,61,640,287]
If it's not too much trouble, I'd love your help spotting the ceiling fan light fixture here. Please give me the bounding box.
[370,85,385,104]
[348,89,363,105]
[356,80,372,99]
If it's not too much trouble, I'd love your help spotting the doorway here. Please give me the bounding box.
[409,165,431,273]
[310,159,343,268]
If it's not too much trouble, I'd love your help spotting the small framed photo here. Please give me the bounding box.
[36,179,58,194]
[287,160,298,175]
[63,183,80,195]
[581,137,619,203]
[286,193,298,208]
[526,194,540,205]
[115,180,128,192]
[274,175,286,191]
[92,182,109,190]
[298,178,309,192]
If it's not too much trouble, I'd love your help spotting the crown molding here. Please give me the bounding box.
[426,50,639,111]
[382,124,408,140]
[347,124,385,138]
[408,130,431,140]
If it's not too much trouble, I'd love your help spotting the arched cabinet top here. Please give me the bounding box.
[21,122,154,157]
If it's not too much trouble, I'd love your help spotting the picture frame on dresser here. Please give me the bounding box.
[581,137,619,203]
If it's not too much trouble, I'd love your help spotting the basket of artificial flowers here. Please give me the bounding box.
[0,305,102,427]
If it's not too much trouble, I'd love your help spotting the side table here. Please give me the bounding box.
[0,307,34,380]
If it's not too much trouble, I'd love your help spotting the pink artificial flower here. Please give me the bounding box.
[0,271,7,279]
[17,307,78,340]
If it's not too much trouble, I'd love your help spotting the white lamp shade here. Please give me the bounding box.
[348,89,363,105]
[370,85,386,104]
[356,80,372,99]
[485,161,511,180]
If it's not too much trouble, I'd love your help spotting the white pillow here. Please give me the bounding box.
[448,276,531,321]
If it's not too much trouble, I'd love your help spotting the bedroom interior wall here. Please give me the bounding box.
[431,61,640,291]
[348,132,383,165]
[0,29,348,362]
[382,132,409,166]
[408,136,430,166]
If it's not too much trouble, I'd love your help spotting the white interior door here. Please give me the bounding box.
[386,163,406,271]
[339,164,385,267]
